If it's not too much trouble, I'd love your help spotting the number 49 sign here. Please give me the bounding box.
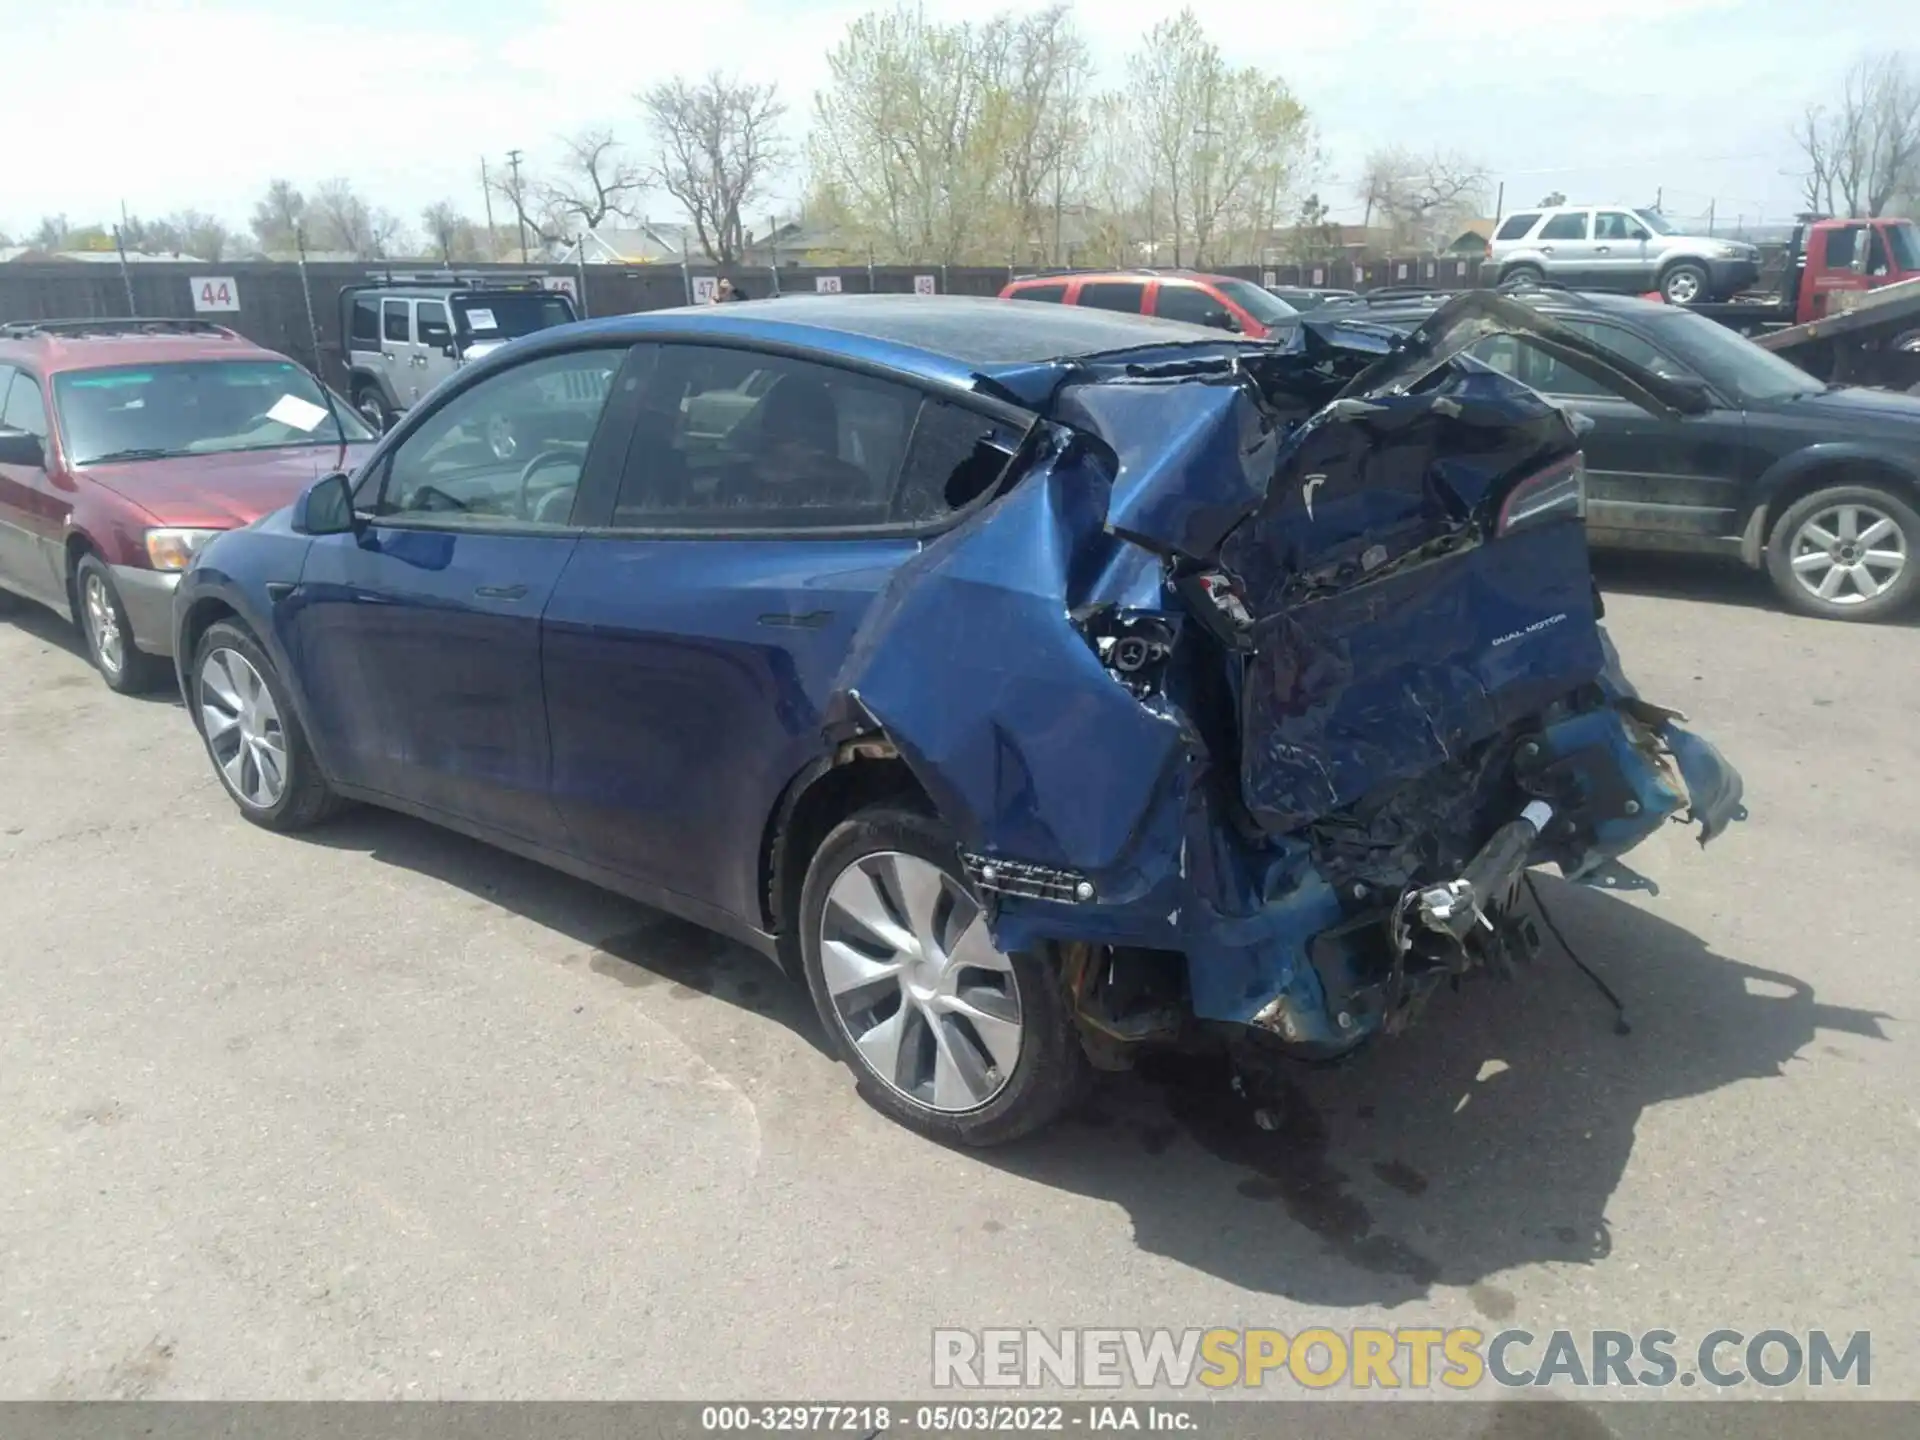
[190,276,240,313]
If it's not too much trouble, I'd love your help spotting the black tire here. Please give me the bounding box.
[797,806,1089,1145]
[72,554,169,694]
[352,382,395,432]
[1764,483,1920,622]
[191,619,347,830]
[1499,263,1545,289]
[1660,261,1711,305]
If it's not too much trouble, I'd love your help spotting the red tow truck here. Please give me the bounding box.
[1670,216,1920,391]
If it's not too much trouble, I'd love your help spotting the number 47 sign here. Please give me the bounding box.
[190,276,239,313]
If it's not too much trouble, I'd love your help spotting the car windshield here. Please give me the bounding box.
[454,293,575,343]
[54,359,373,465]
[1885,221,1920,270]
[1646,310,1825,403]
[1633,209,1679,236]
[1213,278,1298,324]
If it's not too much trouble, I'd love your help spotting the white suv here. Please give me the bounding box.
[1487,205,1760,304]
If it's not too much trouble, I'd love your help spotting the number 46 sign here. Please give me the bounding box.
[190,276,240,313]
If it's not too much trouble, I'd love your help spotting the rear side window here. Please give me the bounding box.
[895,399,1025,524]
[349,297,380,346]
[1010,283,1067,304]
[2,371,48,438]
[611,345,920,530]
[1495,213,1541,241]
[1076,282,1146,314]
[382,300,411,344]
[1538,212,1589,241]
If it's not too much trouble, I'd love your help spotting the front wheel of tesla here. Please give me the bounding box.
[798,807,1089,1145]
[192,620,345,831]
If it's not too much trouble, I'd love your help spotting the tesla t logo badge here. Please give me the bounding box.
[1302,474,1327,519]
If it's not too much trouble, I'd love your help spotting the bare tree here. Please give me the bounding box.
[1358,146,1490,252]
[420,201,488,262]
[640,73,788,264]
[310,178,409,259]
[249,180,307,254]
[165,210,234,261]
[1795,51,1920,216]
[536,128,646,237]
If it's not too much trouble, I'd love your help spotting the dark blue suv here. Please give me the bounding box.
[173,294,1743,1144]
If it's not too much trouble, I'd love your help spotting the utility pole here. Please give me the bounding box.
[507,148,529,263]
[480,157,497,259]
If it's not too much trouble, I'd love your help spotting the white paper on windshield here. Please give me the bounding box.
[464,307,498,331]
[266,394,330,432]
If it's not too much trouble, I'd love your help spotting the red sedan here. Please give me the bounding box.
[0,319,375,692]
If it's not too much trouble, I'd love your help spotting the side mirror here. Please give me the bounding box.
[1205,311,1240,332]
[0,427,44,468]
[295,471,360,536]
[1663,374,1714,415]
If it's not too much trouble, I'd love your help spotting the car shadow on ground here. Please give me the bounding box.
[294,803,1886,1308]
[294,804,833,1056]
[1,600,184,705]
[1595,551,1920,626]
[978,877,1888,1307]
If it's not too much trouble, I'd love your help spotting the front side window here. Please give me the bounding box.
[1633,210,1679,236]
[373,348,624,526]
[1076,282,1147,314]
[382,301,411,344]
[1538,212,1590,241]
[610,345,930,530]
[417,301,452,348]
[1595,211,1647,241]
[1154,284,1238,330]
[54,360,373,465]
[1495,213,1541,241]
[1010,283,1067,304]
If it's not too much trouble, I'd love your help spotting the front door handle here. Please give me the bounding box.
[1595,245,1611,254]
[475,583,529,601]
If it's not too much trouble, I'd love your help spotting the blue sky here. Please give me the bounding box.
[0,0,1892,240]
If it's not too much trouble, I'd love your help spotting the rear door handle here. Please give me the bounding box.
[475,583,528,600]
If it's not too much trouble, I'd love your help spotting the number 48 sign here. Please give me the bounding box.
[190,276,240,313]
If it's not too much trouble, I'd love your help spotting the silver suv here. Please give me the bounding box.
[1487,205,1760,305]
[341,274,577,429]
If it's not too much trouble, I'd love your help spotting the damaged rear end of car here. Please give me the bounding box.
[825,292,1745,1070]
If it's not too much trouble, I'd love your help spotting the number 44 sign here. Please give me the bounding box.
[190,276,239,313]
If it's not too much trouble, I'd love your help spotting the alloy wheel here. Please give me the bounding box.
[199,647,290,809]
[83,573,124,676]
[1788,502,1908,606]
[818,851,1024,1113]
[1664,269,1702,304]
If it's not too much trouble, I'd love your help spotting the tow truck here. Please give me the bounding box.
[1664,216,1920,392]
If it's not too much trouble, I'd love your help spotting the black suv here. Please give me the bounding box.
[1333,286,1920,621]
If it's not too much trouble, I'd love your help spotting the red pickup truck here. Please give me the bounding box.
[1675,217,1920,391]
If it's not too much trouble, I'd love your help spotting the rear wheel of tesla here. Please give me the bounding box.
[191,620,345,831]
[798,807,1089,1145]
[1765,483,1920,621]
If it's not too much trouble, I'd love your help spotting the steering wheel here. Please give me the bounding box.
[516,447,585,523]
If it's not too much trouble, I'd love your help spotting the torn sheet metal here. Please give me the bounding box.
[827,298,1744,1056]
